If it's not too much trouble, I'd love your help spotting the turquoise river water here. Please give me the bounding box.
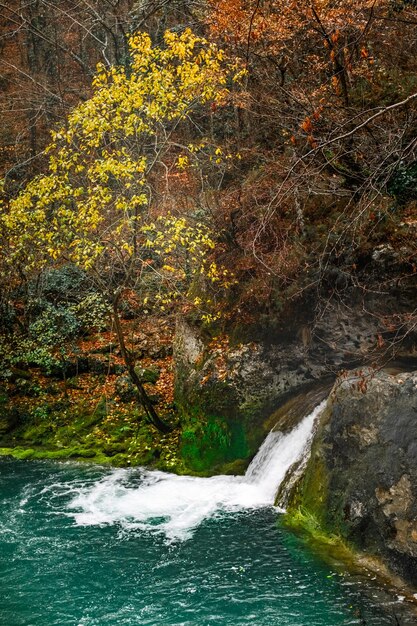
[1,455,415,626]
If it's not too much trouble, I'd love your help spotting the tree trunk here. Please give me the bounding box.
[112,299,171,433]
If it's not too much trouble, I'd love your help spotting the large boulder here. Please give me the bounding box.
[290,370,417,587]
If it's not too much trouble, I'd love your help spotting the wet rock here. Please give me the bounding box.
[48,357,125,378]
[293,370,417,588]
[115,375,137,402]
[134,366,160,384]
[90,343,118,355]
[148,345,172,359]
[9,368,32,381]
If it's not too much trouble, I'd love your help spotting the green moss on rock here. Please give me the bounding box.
[180,410,249,473]
[282,507,349,553]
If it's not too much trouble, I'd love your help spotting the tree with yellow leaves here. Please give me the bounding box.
[1,28,240,431]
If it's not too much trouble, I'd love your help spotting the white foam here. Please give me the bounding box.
[67,401,326,540]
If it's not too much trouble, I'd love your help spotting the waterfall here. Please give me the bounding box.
[244,400,326,501]
[66,401,326,540]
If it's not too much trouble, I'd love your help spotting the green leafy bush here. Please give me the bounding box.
[387,161,417,202]
[70,293,109,332]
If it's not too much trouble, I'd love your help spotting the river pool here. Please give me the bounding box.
[1,457,415,626]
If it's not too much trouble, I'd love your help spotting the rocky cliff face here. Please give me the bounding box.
[175,278,417,581]
[174,269,417,466]
[290,370,417,588]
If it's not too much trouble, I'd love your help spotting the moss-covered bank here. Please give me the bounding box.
[0,372,252,476]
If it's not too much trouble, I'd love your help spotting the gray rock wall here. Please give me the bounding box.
[292,371,417,588]
[174,284,417,458]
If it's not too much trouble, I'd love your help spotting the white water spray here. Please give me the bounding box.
[67,401,326,540]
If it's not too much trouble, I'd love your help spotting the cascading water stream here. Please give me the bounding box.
[66,401,326,541]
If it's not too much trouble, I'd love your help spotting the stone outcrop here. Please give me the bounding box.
[290,370,417,588]
[174,273,417,462]
[174,252,416,473]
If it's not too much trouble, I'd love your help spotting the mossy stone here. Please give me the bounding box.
[134,366,160,384]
